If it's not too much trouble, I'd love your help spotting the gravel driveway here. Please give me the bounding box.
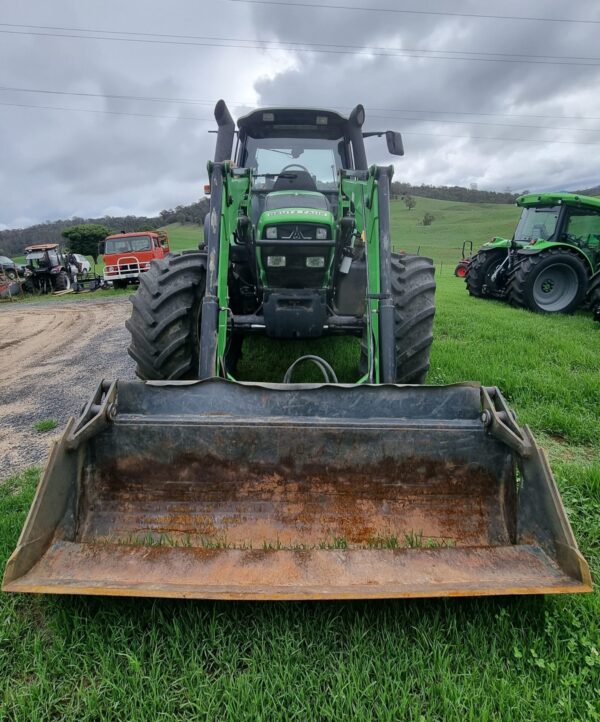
[0,297,135,480]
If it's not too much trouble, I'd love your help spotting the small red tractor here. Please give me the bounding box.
[101,231,170,289]
[454,241,473,278]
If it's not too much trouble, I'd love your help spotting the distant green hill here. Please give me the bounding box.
[390,197,520,265]
[7,198,523,269]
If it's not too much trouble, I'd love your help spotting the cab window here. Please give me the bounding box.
[563,209,600,247]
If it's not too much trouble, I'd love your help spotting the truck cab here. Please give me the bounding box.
[101,231,170,289]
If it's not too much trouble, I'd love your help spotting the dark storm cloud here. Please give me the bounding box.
[248,0,600,190]
[1,0,599,228]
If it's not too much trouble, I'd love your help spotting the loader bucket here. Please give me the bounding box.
[3,379,591,600]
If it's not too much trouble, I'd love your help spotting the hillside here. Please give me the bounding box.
[5,178,598,261]
[162,198,521,268]
[390,197,520,264]
[9,199,521,270]
[0,183,525,258]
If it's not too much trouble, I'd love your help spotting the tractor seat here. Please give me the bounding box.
[272,170,318,192]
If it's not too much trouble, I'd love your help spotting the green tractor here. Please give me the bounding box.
[3,102,591,601]
[127,101,436,383]
[465,193,600,314]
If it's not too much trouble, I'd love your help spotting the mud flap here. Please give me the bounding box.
[3,380,591,599]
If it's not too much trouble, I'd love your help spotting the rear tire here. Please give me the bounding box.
[23,278,36,294]
[507,249,588,314]
[588,273,600,323]
[127,252,207,380]
[54,271,71,291]
[465,250,506,298]
[360,253,436,384]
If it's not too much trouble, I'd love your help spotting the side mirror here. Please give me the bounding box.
[98,241,105,255]
[386,131,404,156]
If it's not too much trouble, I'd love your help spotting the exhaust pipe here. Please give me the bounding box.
[213,99,235,163]
[348,104,368,171]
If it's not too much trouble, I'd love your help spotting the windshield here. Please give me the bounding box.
[0,256,14,264]
[26,250,60,267]
[244,137,342,190]
[105,236,152,254]
[514,206,560,242]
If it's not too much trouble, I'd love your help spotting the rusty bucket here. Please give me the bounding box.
[3,379,591,600]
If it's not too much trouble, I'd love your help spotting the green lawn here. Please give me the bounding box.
[2,200,599,720]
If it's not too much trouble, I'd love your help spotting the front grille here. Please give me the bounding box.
[264,224,328,240]
[260,243,332,288]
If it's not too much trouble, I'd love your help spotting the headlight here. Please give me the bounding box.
[106,266,114,273]
[315,227,327,240]
[266,226,278,239]
[306,256,325,268]
[267,256,286,267]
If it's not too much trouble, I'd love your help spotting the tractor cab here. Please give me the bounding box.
[234,105,401,215]
[204,104,404,337]
[25,243,65,272]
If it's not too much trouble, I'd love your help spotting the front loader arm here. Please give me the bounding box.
[340,165,396,383]
[200,162,251,379]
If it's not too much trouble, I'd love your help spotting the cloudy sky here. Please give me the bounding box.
[1,0,600,229]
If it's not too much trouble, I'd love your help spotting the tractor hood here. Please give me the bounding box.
[257,192,335,241]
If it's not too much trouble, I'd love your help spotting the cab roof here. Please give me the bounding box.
[105,231,159,240]
[24,243,59,252]
[517,192,600,210]
[237,107,350,140]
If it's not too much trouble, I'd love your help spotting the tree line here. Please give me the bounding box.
[390,182,523,204]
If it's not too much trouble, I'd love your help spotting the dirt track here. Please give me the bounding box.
[0,298,135,480]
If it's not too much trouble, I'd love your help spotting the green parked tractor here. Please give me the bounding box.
[465,193,600,314]
[127,102,436,383]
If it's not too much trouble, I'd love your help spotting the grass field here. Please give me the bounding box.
[1,199,599,720]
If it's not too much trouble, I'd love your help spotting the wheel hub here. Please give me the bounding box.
[532,263,578,312]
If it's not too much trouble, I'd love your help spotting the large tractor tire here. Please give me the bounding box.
[54,271,71,291]
[588,273,600,323]
[465,250,506,298]
[361,253,436,384]
[127,252,207,380]
[23,277,37,294]
[507,248,589,314]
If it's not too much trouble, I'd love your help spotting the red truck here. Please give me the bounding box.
[102,231,170,288]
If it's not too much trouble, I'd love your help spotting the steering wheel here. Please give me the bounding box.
[279,163,311,175]
[563,233,582,245]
